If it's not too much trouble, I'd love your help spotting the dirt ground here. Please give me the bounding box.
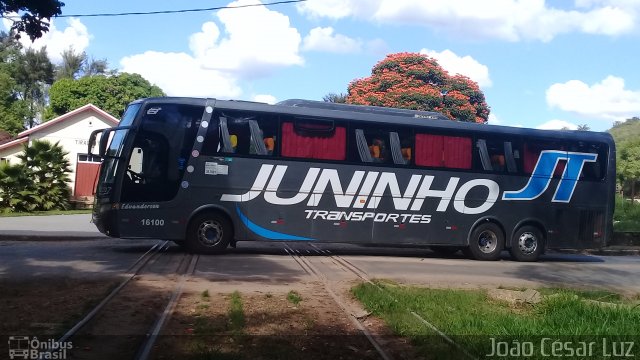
[0,277,421,359]
[0,277,119,356]
[153,280,422,360]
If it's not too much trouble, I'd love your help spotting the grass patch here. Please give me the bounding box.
[353,281,640,358]
[286,290,302,305]
[0,209,92,217]
[228,291,245,334]
[614,195,640,231]
[201,290,210,299]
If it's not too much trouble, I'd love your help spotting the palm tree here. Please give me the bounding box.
[17,140,71,211]
[577,124,591,131]
[14,47,54,128]
[83,57,109,77]
[56,47,87,80]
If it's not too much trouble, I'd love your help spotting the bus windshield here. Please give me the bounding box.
[100,103,141,185]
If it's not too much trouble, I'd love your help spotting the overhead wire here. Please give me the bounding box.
[55,0,307,18]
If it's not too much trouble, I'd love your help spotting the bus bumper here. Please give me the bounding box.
[92,204,120,238]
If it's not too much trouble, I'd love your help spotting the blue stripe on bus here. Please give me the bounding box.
[235,206,315,241]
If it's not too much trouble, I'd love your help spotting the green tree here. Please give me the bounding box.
[618,139,640,200]
[83,56,109,77]
[56,47,86,80]
[47,72,165,119]
[0,70,28,135]
[323,92,347,103]
[577,124,590,131]
[55,47,109,80]
[346,52,490,123]
[0,0,65,40]
[14,46,54,127]
[0,31,29,135]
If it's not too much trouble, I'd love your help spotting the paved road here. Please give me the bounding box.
[0,214,105,239]
[1,214,639,292]
[1,238,639,293]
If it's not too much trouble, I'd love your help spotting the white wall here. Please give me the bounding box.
[0,110,116,195]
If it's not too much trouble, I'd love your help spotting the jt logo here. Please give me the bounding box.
[503,151,598,203]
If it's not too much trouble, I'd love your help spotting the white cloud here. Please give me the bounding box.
[120,51,241,98]
[121,0,303,98]
[488,113,500,125]
[2,17,91,64]
[298,0,639,41]
[536,119,579,130]
[420,49,492,87]
[546,76,640,122]
[302,27,362,53]
[189,0,302,78]
[253,94,277,104]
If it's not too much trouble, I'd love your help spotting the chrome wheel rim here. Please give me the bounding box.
[197,220,223,247]
[518,232,538,255]
[477,230,498,254]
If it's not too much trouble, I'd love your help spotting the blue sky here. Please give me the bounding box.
[5,0,640,131]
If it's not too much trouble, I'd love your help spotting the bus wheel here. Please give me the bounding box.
[509,226,543,262]
[187,213,232,254]
[467,223,504,261]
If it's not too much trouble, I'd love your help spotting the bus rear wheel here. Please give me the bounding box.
[467,223,504,261]
[509,226,543,262]
[186,213,232,254]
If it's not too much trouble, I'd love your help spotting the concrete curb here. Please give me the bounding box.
[0,233,108,241]
[553,248,640,256]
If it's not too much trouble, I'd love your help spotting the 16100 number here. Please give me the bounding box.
[141,219,164,226]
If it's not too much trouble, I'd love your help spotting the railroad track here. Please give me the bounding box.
[295,243,478,360]
[49,240,199,360]
[284,243,393,360]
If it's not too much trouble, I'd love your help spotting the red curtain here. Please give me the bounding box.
[443,136,471,169]
[415,134,443,167]
[416,134,471,169]
[281,122,346,160]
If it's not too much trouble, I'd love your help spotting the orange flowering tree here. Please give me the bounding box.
[347,52,490,124]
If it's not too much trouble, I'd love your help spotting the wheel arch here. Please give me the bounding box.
[466,216,506,246]
[186,204,236,241]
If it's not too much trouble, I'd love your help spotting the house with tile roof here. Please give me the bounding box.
[0,104,118,201]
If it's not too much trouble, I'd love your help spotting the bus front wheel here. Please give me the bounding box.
[186,213,232,255]
[509,226,544,262]
[466,223,504,261]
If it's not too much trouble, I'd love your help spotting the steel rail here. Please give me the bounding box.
[284,244,393,360]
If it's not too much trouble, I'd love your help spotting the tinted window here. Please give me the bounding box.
[202,111,277,157]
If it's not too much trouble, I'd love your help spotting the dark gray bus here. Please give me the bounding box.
[89,97,615,261]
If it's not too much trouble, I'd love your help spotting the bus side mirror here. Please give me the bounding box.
[88,129,105,157]
[98,129,110,157]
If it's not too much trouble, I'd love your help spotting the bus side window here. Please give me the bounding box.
[415,133,471,169]
[476,138,511,173]
[352,126,395,164]
[570,142,606,180]
[204,112,277,157]
[389,131,412,165]
[281,119,346,160]
[523,140,566,177]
